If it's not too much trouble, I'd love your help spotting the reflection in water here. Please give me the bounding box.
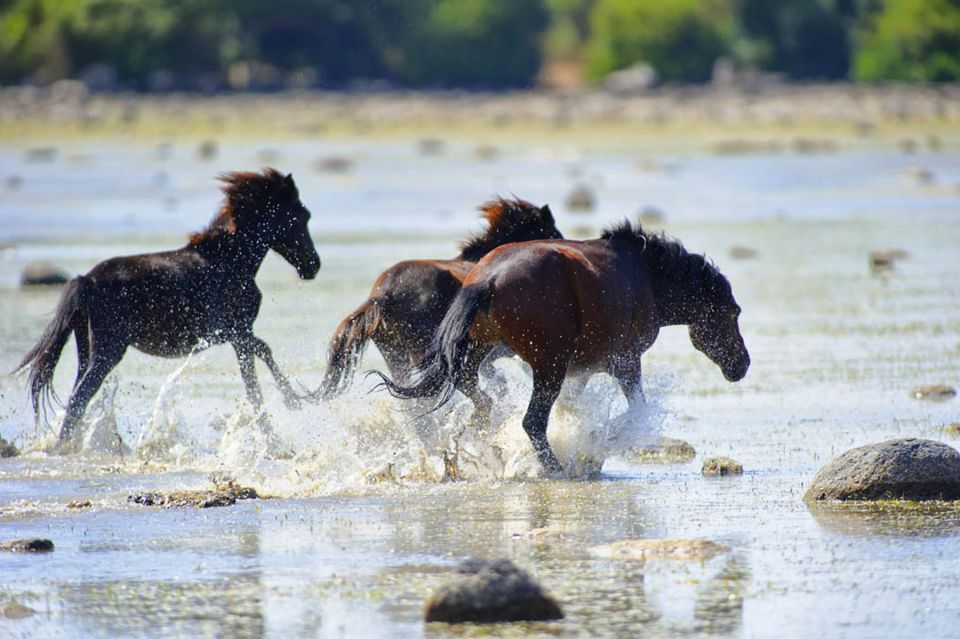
[808,501,960,538]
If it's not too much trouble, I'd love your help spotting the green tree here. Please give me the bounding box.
[395,0,550,87]
[734,0,851,79]
[584,0,732,83]
[854,0,960,82]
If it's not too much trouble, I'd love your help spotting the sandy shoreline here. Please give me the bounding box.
[2,83,959,145]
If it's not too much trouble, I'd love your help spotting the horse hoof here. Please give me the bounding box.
[284,396,303,411]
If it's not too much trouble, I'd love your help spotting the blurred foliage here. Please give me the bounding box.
[733,0,851,79]
[0,0,958,87]
[584,0,732,83]
[854,0,960,81]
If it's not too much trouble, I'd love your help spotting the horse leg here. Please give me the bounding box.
[523,370,566,476]
[73,321,91,390]
[60,340,125,445]
[454,341,496,430]
[232,341,264,409]
[242,335,302,410]
[611,358,645,408]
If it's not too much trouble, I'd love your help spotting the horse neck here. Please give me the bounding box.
[646,249,708,328]
[193,227,270,278]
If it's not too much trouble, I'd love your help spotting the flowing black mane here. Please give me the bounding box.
[189,168,288,245]
[459,197,557,261]
[602,220,727,293]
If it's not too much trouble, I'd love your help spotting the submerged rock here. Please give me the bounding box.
[869,249,908,273]
[804,438,960,502]
[910,384,956,402]
[565,185,596,212]
[0,602,36,619]
[0,538,54,553]
[128,482,259,509]
[630,437,696,464]
[424,558,563,624]
[729,246,759,260]
[590,539,729,561]
[702,457,743,476]
[20,261,69,287]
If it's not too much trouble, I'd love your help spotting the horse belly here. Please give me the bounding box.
[130,303,223,357]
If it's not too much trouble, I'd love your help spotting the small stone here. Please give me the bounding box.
[313,156,354,173]
[1,602,36,619]
[630,437,696,464]
[67,500,92,509]
[424,558,563,624]
[637,206,665,227]
[0,538,54,553]
[20,262,69,287]
[24,147,58,163]
[565,185,596,212]
[945,423,960,437]
[911,384,956,402]
[791,138,838,154]
[702,457,743,476]
[473,144,499,160]
[729,246,759,260]
[589,539,729,562]
[869,249,908,273]
[804,438,960,502]
[197,139,218,160]
[418,138,445,156]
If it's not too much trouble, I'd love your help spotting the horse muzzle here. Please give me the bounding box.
[297,255,321,280]
[723,355,750,382]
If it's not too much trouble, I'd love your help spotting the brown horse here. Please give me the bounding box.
[319,197,561,422]
[375,221,750,475]
[16,168,321,445]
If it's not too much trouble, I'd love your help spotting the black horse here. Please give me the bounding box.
[376,221,750,475]
[16,168,321,445]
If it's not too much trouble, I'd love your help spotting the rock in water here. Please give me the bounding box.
[630,437,696,464]
[424,558,563,624]
[0,538,54,553]
[589,539,729,561]
[702,457,743,476]
[565,185,596,213]
[910,384,956,402]
[20,261,69,287]
[804,438,960,502]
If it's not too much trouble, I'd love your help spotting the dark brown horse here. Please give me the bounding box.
[376,221,750,475]
[319,197,561,423]
[16,168,321,446]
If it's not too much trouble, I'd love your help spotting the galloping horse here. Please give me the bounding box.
[319,198,561,422]
[16,168,321,445]
[376,221,750,475]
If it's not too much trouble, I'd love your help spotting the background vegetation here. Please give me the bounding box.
[0,0,957,89]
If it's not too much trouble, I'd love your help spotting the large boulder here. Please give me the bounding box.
[0,538,54,553]
[805,438,960,502]
[424,558,563,624]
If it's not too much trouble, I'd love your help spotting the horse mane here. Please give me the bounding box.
[458,197,551,261]
[189,168,288,245]
[602,220,728,292]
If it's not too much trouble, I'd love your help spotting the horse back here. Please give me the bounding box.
[467,239,657,371]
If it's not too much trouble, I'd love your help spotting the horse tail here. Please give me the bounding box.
[319,299,382,398]
[14,276,89,422]
[375,280,494,407]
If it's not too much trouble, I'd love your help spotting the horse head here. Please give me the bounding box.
[264,171,321,280]
[460,198,563,260]
[688,273,750,382]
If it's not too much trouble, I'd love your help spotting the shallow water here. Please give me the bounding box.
[1,130,959,637]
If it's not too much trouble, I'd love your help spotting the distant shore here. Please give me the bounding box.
[2,83,958,148]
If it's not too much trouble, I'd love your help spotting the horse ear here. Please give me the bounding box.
[540,204,554,223]
[284,173,295,188]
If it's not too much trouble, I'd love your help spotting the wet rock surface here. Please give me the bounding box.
[630,437,696,464]
[702,457,743,476]
[0,602,36,619]
[0,538,55,553]
[424,558,563,624]
[20,261,69,287]
[804,438,960,502]
[128,481,259,509]
[590,539,730,561]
